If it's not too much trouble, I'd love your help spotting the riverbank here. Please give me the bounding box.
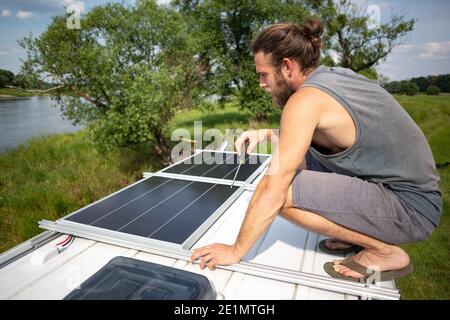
[0,131,162,252]
[0,88,39,98]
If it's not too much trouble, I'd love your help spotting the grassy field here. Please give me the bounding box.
[392,95,450,299]
[0,94,448,299]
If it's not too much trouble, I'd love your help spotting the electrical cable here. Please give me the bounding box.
[56,235,75,253]
[63,235,75,247]
[56,235,71,246]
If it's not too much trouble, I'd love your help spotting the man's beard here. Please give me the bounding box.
[271,72,297,107]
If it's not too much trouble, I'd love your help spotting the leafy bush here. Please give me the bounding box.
[426,85,441,95]
[0,69,14,88]
[402,81,420,96]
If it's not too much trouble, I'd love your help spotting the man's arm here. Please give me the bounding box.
[191,89,321,270]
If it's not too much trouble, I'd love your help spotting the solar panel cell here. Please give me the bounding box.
[65,176,169,225]
[118,181,216,238]
[150,184,239,244]
[90,179,191,230]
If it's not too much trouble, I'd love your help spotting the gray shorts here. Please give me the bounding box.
[291,150,435,244]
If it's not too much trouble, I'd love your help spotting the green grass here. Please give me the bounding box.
[392,94,450,299]
[0,94,448,299]
[394,95,450,165]
[0,87,37,98]
[0,131,162,252]
[171,103,280,154]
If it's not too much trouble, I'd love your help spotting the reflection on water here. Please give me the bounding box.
[0,96,83,153]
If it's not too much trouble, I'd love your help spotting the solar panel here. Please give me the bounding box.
[42,150,271,250]
[65,176,239,245]
[163,151,270,182]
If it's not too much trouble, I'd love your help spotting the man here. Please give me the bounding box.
[191,19,442,282]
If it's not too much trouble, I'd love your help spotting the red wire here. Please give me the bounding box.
[56,235,71,246]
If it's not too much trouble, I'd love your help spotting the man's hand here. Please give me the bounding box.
[190,243,242,271]
[235,129,274,155]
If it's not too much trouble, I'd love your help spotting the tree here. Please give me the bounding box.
[434,74,450,92]
[410,76,428,92]
[175,0,416,121]
[237,60,278,122]
[313,0,415,73]
[11,73,29,89]
[19,0,199,163]
[383,80,402,94]
[174,0,310,121]
[0,69,15,88]
[376,73,390,87]
[357,67,378,80]
[402,81,419,96]
[410,74,450,93]
[426,85,441,96]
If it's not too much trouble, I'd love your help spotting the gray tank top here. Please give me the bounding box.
[301,65,442,226]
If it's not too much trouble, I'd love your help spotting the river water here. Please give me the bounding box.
[0,96,82,153]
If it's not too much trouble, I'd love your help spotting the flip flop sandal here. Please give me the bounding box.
[318,239,363,255]
[323,256,414,283]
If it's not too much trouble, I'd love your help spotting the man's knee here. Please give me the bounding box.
[279,207,290,219]
[278,184,296,221]
[283,184,294,209]
[279,206,302,222]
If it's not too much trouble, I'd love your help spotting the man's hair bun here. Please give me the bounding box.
[301,18,323,48]
[251,18,324,71]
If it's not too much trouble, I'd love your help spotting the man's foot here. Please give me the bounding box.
[332,245,410,279]
[324,239,354,250]
[318,239,363,255]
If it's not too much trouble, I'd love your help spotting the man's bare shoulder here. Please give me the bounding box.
[283,86,326,117]
[280,87,323,129]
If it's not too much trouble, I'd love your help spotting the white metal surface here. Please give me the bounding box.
[0,151,399,300]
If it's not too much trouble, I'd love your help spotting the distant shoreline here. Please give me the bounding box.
[0,88,40,98]
[0,94,35,100]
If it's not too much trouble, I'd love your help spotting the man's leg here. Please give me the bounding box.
[301,151,357,251]
[280,186,411,279]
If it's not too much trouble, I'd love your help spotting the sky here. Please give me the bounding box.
[0,0,449,81]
